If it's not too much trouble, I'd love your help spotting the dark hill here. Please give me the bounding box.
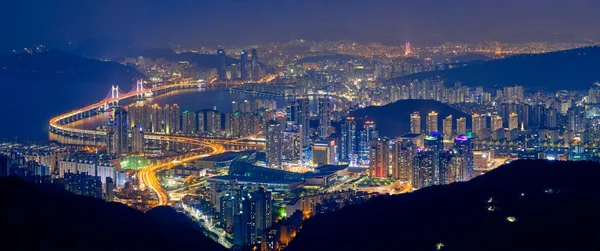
[448,53,492,63]
[286,160,600,251]
[0,50,143,82]
[0,50,144,140]
[138,48,240,69]
[393,46,600,90]
[0,176,226,251]
[351,99,470,137]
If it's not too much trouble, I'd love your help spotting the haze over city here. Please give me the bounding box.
[2,0,600,51]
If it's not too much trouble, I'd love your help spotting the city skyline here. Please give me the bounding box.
[2,1,600,250]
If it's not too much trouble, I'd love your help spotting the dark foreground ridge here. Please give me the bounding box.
[286,160,600,251]
[0,177,226,251]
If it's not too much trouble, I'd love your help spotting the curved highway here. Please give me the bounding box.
[48,80,229,206]
[137,139,224,206]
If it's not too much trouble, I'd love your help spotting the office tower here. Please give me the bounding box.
[224,112,233,137]
[297,98,310,146]
[568,108,586,133]
[312,140,337,166]
[240,50,248,80]
[413,150,435,189]
[250,187,272,244]
[391,138,414,182]
[456,117,467,135]
[217,48,226,81]
[410,112,421,134]
[181,110,196,134]
[131,124,144,154]
[359,120,378,164]
[105,177,115,202]
[151,104,163,133]
[544,108,558,128]
[531,103,545,128]
[318,97,332,139]
[443,115,453,138]
[369,138,390,178]
[282,130,302,163]
[285,101,299,129]
[472,113,484,138]
[251,48,260,80]
[519,103,531,128]
[424,132,443,184]
[106,119,116,155]
[492,115,503,131]
[164,104,181,134]
[206,110,222,136]
[454,135,474,181]
[426,111,438,133]
[509,113,518,130]
[113,107,129,154]
[340,116,358,163]
[266,120,283,168]
[197,110,206,135]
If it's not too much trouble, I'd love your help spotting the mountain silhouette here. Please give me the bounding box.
[286,160,600,251]
[392,46,600,90]
[0,176,226,251]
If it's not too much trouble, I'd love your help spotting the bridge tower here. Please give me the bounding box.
[136,79,144,99]
[111,85,120,108]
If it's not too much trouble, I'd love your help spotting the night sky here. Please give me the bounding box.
[2,0,600,51]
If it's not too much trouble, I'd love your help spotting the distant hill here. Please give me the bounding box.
[0,50,143,82]
[448,53,492,63]
[351,99,470,137]
[137,48,240,69]
[287,160,600,251]
[0,50,144,140]
[296,54,366,64]
[392,46,600,90]
[0,177,226,250]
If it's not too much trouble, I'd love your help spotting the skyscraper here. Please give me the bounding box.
[509,113,518,130]
[359,120,378,164]
[492,115,503,131]
[266,120,283,168]
[340,116,358,164]
[443,115,453,138]
[454,135,474,181]
[182,110,197,134]
[424,132,443,184]
[251,48,260,80]
[426,111,438,133]
[456,117,467,135]
[318,97,332,139]
[472,114,484,138]
[391,138,414,182]
[297,98,310,147]
[131,124,144,154]
[240,50,248,80]
[151,104,163,133]
[217,48,226,81]
[113,107,129,154]
[369,138,390,178]
[410,112,421,134]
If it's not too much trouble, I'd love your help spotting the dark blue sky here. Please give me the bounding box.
[2,0,599,51]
